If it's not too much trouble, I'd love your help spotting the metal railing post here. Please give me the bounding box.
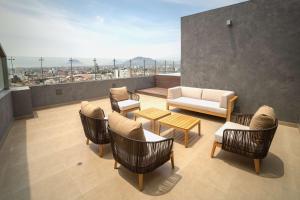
[93,58,97,80]
[129,59,132,78]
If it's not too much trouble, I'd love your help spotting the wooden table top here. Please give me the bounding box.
[158,113,200,130]
[135,108,171,120]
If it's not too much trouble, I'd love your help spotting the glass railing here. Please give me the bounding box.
[7,57,180,87]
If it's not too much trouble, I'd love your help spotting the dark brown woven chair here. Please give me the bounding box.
[79,110,110,157]
[109,90,140,116]
[108,127,174,191]
[211,113,278,174]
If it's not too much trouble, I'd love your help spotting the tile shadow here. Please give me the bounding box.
[215,151,284,178]
[117,164,182,196]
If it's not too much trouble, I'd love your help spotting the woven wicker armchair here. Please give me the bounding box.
[108,127,174,191]
[79,110,110,157]
[211,113,278,174]
[109,90,140,116]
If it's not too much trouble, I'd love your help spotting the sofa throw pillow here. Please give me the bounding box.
[108,112,145,141]
[81,101,105,119]
[110,87,129,101]
[249,105,276,130]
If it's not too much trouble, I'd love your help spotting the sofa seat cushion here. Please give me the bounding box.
[167,97,226,114]
[108,112,145,141]
[81,101,105,119]
[118,99,140,111]
[110,87,129,101]
[143,129,165,142]
[215,122,249,143]
[249,105,276,130]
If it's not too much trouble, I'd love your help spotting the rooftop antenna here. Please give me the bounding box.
[39,56,44,84]
[69,58,73,81]
[8,56,15,75]
[93,58,97,80]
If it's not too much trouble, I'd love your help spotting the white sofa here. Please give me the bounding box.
[167,86,238,120]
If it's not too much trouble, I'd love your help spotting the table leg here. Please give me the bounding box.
[184,130,189,148]
[198,121,201,136]
[151,120,155,133]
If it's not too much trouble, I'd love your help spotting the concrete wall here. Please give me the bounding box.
[0,91,14,146]
[181,0,300,123]
[30,76,155,108]
[11,87,33,118]
[155,75,181,88]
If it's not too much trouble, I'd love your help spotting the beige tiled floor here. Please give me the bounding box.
[0,94,299,200]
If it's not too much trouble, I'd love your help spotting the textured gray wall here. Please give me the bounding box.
[11,87,33,118]
[181,0,300,123]
[0,91,14,145]
[31,76,155,108]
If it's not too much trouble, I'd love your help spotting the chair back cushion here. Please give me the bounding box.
[110,87,129,101]
[81,101,104,119]
[108,112,145,141]
[249,105,276,130]
[181,86,202,99]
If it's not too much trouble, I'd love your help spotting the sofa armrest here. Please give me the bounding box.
[220,91,235,108]
[226,95,238,121]
[167,87,182,99]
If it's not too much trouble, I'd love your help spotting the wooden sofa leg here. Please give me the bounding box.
[254,159,260,174]
[166,104,169,110]
[138,174,144,191]
[86,139,89,145]
[99,144,104,157]
[211,141,218,158]
[114,160,118,169]
[170,151,175,169]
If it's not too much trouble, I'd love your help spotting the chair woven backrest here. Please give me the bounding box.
[108,127,173,174]
[79,110,110,144]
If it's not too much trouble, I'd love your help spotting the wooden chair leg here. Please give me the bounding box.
[86,139,89,145]
[254,159,260,174]
[166,104,169,110]
[170,151,175,169]
[99,144,104,157]
[114,160,118,169]
[211,141,217,158]
[138,174,144,191]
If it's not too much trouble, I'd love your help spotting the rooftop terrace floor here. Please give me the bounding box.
[0,94,299,200]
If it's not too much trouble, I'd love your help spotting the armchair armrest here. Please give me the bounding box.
[222,128,274,159]
[128,91,140,101]
[226,95,238,121]
[167,86,182,99]
[230,113,253,126]
[109,94,121,113]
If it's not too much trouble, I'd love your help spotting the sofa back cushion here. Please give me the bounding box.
[110,87,129,101]
[181,87,202,99]
[202,89,227,103]
[108,112,145,141]
[81,101,105,119]
[249,105,276,130]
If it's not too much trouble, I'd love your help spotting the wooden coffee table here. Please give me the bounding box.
[134,108,171,133]
[158,113,201,148]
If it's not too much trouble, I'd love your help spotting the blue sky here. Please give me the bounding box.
[0,0,246,59]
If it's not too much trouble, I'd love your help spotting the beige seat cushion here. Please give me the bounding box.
[215,122,249,143]
[118,99,140,111]
[249,105,276,130]
[81,101,104,119]
[110,87,129,101]
[108,112,145,141]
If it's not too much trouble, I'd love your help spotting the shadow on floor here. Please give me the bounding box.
[117,164,182,196]
[88,143,114,160]
[162,129,202,148]
[215,151,284,178]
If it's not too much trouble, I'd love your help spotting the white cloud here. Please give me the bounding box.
[0,0,180,59]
